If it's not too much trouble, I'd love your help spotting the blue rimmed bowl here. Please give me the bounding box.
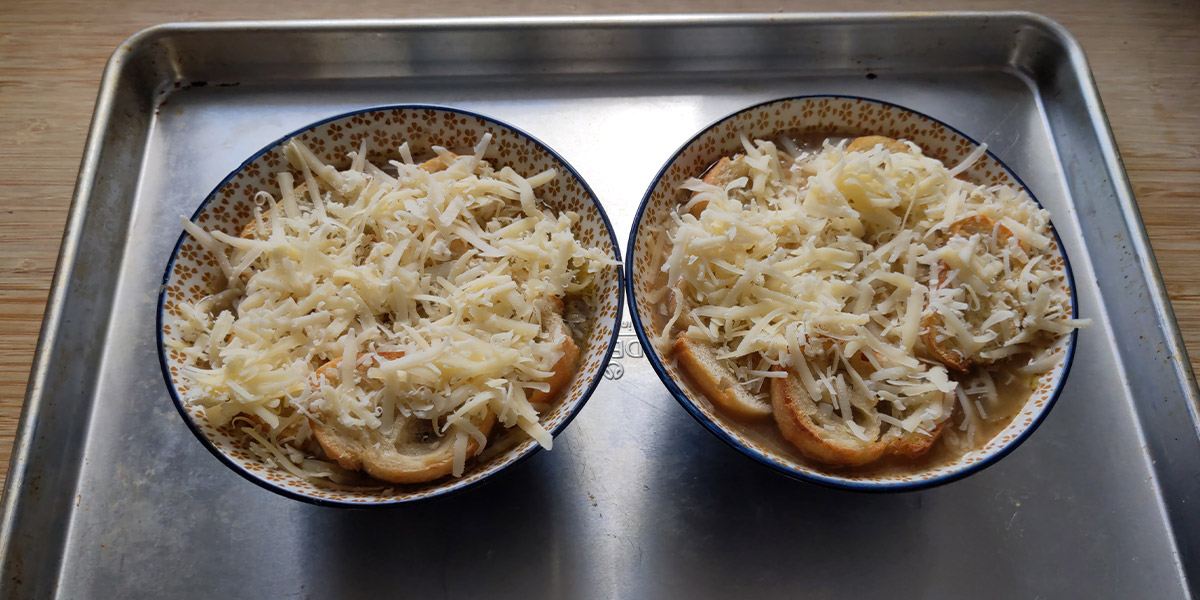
[626,95,1079,491]
[158,105,624,506]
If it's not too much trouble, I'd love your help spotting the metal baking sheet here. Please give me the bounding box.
[3,13,1198,599]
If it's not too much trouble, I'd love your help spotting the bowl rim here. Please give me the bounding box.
[156,103,625,507]
[624,94,1080,492]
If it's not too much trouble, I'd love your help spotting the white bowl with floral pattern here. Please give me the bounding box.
[626,95,1080,491]
[158,105,623,506]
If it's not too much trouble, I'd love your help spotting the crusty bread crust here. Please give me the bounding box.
[921,214,1019,374]
[769,371,886,467]
[241,216,264,240]
[688,156,751,218]
[240,182,309,240]
[770,367,952,465]
[882,412,952,459]
[674,138,958,467]
[846,135,909,154]
[308,352,497,484]
[702,156,739,189]
[920,313,971,374]
[673,334,772,421]
[417,151,458,172]
[527,307,579,408]
[308,294,572,483]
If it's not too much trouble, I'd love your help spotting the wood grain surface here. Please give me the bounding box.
[0,0,1197,490]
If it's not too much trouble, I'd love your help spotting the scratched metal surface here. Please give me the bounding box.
[2,14,1198,599]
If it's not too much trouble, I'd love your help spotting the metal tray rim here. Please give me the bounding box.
[127,10,1083,37]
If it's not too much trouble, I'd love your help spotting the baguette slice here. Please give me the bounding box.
[880,410,953,459]
[947,214,1015,246]
[527,305,579,409]
[921,215,1020,373]
[770,359,954,466]
[770,368,886,467]
[846,135,910,154]
[845,352,954,459]
[417,151,459,173]
[688,156,751,218]
[308,352,497,484]
[673,334,772,421]
[308,295,574,483]
[240,182,309,240]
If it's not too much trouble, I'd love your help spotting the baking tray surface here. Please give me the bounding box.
[2,13,1197,599]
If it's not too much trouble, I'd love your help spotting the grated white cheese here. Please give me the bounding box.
[176,137,617,484]
[662,135,1082,446]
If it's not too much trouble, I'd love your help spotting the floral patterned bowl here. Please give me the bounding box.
[626,95,1079,491]
[158,105,623,506]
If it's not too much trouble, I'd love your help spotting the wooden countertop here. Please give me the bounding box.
[1,0,1197,489]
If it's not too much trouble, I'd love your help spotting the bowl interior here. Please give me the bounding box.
[628,95,1077,490]
[159,106,622,505]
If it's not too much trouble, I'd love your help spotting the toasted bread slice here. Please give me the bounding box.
[688,156,751,218]
[771,359,953,465]
[921,215,1020,373]
[846,135,909,154]
[418,151,458,172]
[920,313,971,374]
[949,214,1016,247]
[673,334,772,421]
[241,216,264,241]
[240,220,262,241]
[844,351,930,455]
[881,409,953,459]
[660,283,696,341]
[239,182,309,240]
[527,305,579,409]
[308,352,497,484]
[769,367,886,467]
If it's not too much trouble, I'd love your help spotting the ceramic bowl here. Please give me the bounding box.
[626,95,1079,491]
[158,105,623,506]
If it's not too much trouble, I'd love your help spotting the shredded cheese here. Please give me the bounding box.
[175,136,616,484]
[663,135,1083,448]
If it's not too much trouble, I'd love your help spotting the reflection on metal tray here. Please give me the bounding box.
[2,13,1197,599]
